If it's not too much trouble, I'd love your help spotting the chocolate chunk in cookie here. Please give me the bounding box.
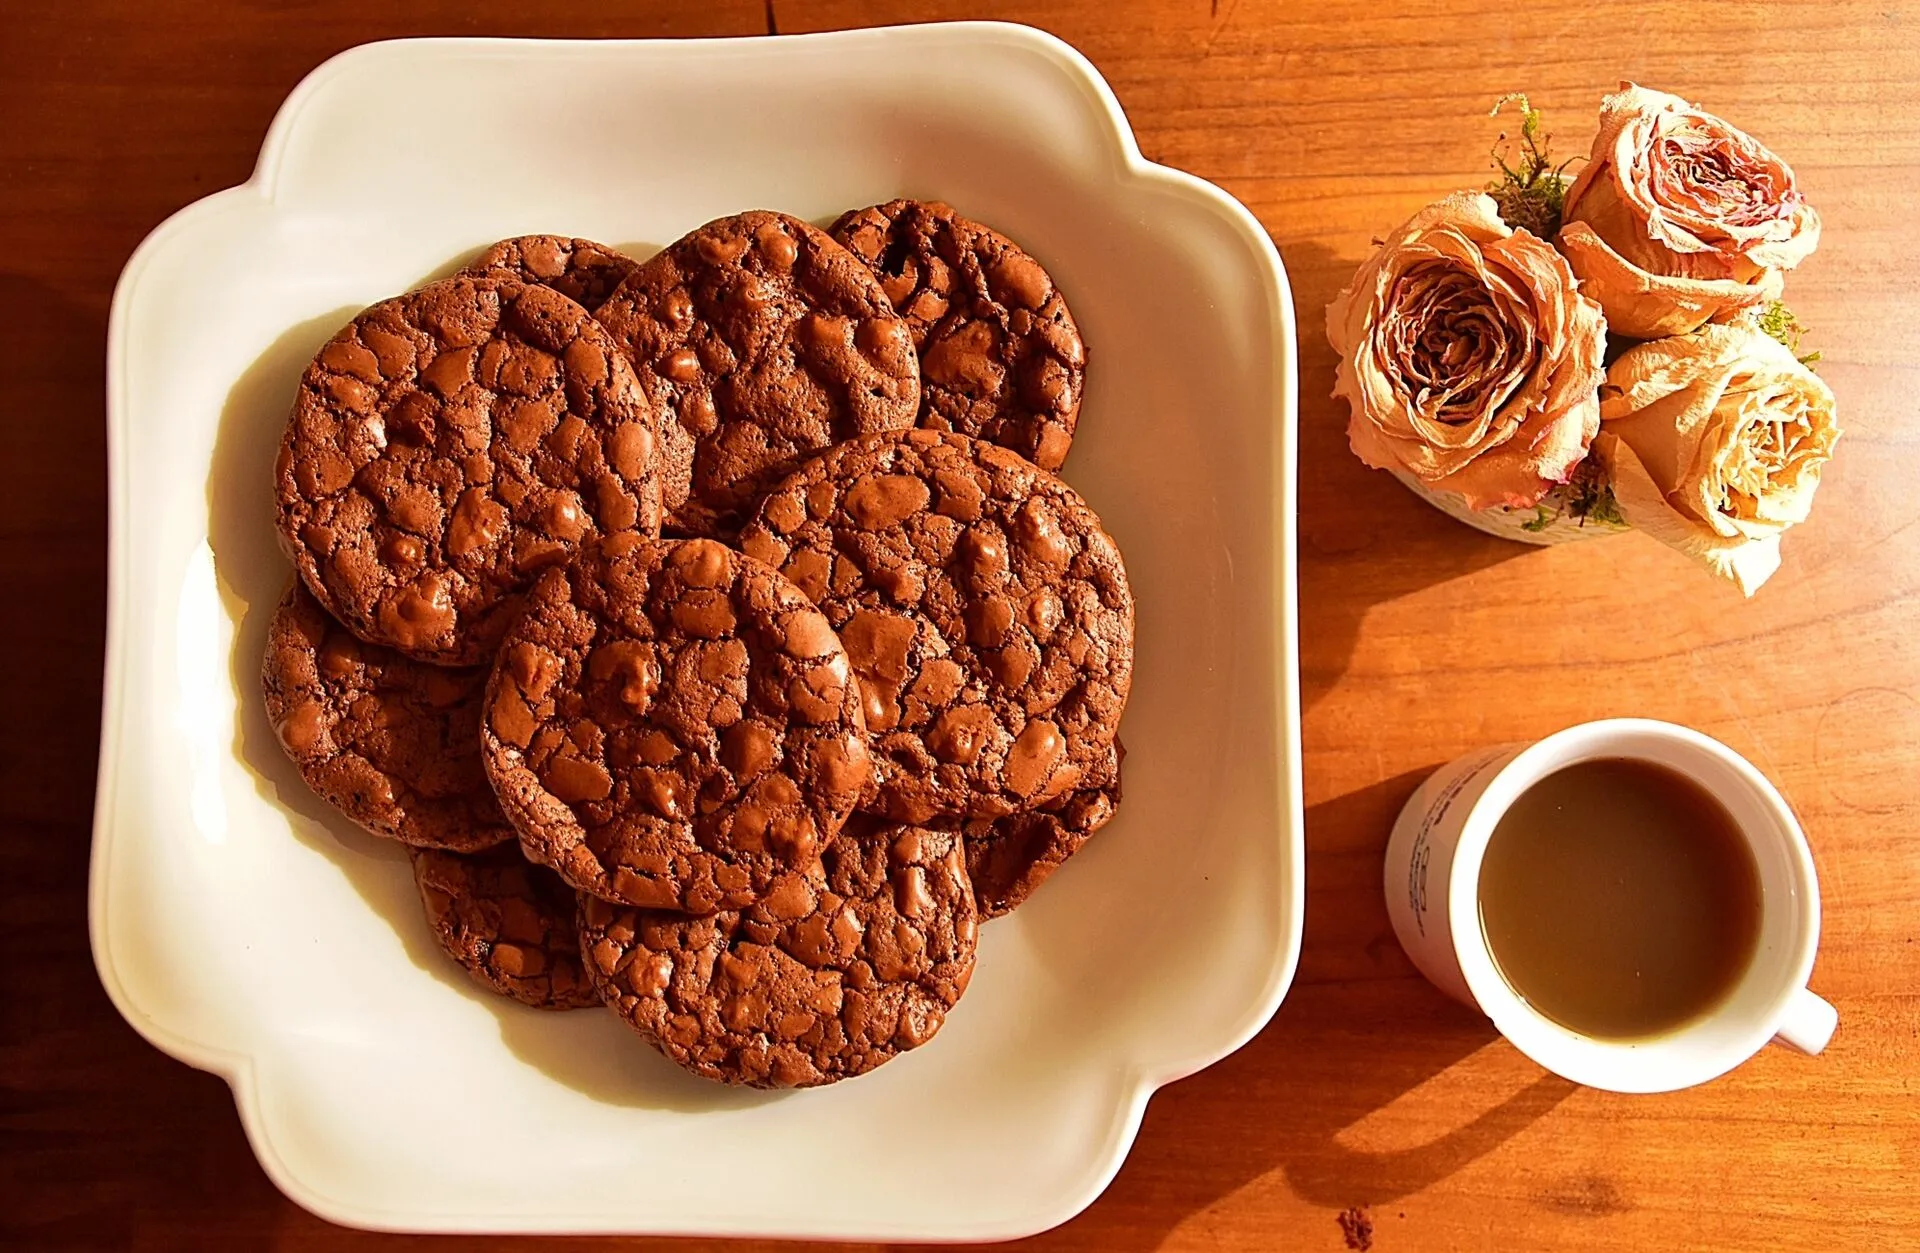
[483,535,872,912]
[458,235,640,313]
[275,274,668,665]
[261,582,511,851]
[739,430,1133,823]
[965,741,1122,920]
[410,844,599,1010]
[831,200,1086,471]
[579,823,976,1087]
[594,210,921,536]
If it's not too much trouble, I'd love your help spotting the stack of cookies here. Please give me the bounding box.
[265,204,1135,1088]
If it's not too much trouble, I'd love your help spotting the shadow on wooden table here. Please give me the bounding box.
[1008,769,1576,1253]
[1278,239,1538,713]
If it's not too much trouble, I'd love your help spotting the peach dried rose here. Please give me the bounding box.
[1327,191,1605,509]
[1596,323,1838,595]
[1558,83,1821,338]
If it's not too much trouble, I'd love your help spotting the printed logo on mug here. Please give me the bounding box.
[1384,718,1836,1093]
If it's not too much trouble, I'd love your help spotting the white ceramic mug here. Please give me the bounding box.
[1383,718,1837,1093]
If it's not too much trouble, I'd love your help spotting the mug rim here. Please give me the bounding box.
[1445,717,1822,1093]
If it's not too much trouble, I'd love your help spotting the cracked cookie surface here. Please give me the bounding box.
[580,823,976,1087]
[410,843,599,1010]
[483,535,872,912]
[458,234,641,313]
[594,210,920,536]
[261,582,512,851]
[739,430,1133,823]
[275,274,667,665]
[964,740,1123,920]
[831,200,1085,470]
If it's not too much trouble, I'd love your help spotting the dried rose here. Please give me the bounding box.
[1327,191,1606,509]
[1596,323,1838,595]
[1558,83,1821,339]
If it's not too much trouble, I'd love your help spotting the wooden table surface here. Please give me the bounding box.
[6,1,1918,1249]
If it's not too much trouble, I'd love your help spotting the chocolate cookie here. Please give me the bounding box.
[483,534,872,912]
[458,235,640,313]
[594,210,921,536]
[261,582,511,851]
[579,823,977,1087]
[275,274,668,665]
[738,430,1133,823]
[965,741,1123,920]
[830,200,1086,471]
[410,844,599,1010]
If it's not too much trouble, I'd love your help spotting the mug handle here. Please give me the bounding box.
[1773,987,1838,1055]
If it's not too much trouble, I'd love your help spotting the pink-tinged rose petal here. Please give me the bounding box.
[1327,191,1605,510]
[1560,83,1821,337]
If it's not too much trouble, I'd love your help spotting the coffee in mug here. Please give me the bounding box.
[1383,719,1836,1093]
[1477,757,1762,1040]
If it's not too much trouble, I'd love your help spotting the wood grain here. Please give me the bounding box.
[3,1,1917,1250]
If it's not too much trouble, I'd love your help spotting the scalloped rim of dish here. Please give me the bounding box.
[90,22,1302,1239]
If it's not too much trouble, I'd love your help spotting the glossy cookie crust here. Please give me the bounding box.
[964,740,1123,919]
[458,234,641,313]
[580,823,977,1087]
[740,430,1133,823]
[275,274,668,665]
[594,210,921,536]
[483,535,872,912]
[832,199,1086,470]
[410,844,599,1010]
[261,582,512,851]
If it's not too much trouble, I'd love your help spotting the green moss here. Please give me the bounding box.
[1755,301,1823,367]
[1565,458,1625,528]
[1509,460,1627,533]
[1583,484,1627,528]
[1486,94,1576,240]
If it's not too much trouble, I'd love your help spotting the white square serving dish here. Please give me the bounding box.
[91,23,1300,1240]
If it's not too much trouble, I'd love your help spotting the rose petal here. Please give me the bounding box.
[1561,82,1818,301]
[1598,431,1783,596]
[1746,198,1823,272]
[1438,390,1599,509]
[1596,324,1838,594]
[1327,192,1606,509]
[1558,220,1780,338]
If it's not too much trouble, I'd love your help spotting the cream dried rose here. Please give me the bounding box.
[1558,83,1821,339]
[1596,323,1838,595]
[1327,191,1605,510]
